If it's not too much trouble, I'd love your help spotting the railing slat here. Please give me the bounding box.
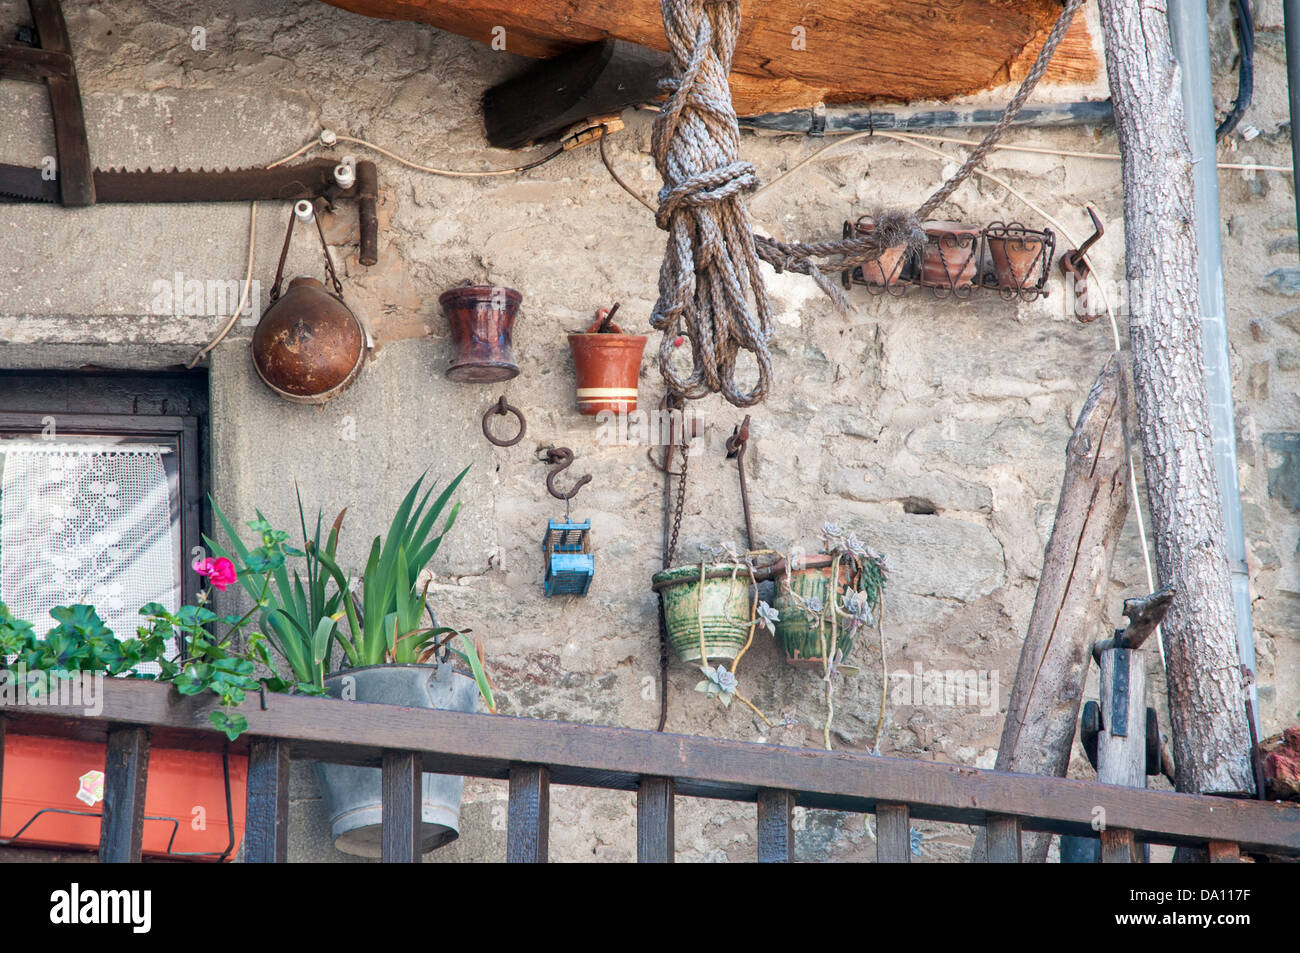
[757,789,796,862]
[985,814,1022,863]
[99,725,149,863]
[382,750,423,863]
[244,738,290,863]
[876,802,911,863]
[1100,828,1139,863]
[636,777,675,863]
[1208,840,1241,863]
[507,765,550,863]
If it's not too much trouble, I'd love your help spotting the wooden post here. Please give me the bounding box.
[99,725,149,863]
[381,750,422,863]
[507,765,550,863]
[876,803,911,864]
[1096,0,1253,797]
[973,356,1129,863]
[245,739,290,863]
[985,815,1022,863]
[756,789,796,862]
[636,777,675,863]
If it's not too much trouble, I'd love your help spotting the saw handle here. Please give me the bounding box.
[357,160,378,266]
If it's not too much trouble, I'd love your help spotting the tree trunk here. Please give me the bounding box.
[971,354,1130,863]
[1095,0,1253,796]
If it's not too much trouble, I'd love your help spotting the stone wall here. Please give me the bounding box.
[0,0,1295,862]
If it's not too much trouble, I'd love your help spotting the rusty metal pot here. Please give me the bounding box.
[440,284,521,383]
[252,276,366,404]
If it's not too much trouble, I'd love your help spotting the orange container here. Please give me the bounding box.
[567,309,647,416]
[1,735,247,860]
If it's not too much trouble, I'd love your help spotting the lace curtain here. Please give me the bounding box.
[0,442,179,673]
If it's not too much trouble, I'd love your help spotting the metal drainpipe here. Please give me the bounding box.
[1167,1,1259,736]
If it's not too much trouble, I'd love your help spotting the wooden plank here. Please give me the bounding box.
[0,44,73,83]
[986,815,1022,863]
[381,750,422,863]
[4,679,1298,855]
[977,355,1129,864]
[99,726,149,863]
[507,765,550,863]
[244,739,290,863]
[1101,828,1139,863]
[1099,647,1147,789]
[1208,840,1241,863]
[756,789,795,862]
[320,0,1098,114]
[636,777,674,863]
[28,0,94,206]
[876,803,911,864]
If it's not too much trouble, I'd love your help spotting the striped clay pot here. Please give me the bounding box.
[652,564,753,664]
[772,555,868,669]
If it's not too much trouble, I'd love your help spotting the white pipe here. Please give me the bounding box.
[1167,1,1259,737]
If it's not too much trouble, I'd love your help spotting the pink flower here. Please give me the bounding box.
[193,556,237,592]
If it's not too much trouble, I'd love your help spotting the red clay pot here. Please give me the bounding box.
[920,221,981,291]
[567,312,646,415]
[439,284,521,383]
[852,217,908,287]
[987,230,1047,292]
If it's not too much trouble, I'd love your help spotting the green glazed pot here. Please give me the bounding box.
[652,564,753,664]
[773,556,867,669]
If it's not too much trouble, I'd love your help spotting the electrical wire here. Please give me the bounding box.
[1217,0,1255,141]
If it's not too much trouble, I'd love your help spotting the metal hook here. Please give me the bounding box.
[544,447,592,502]
[482,395,526,447]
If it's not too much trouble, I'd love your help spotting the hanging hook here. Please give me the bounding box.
[481,395,526,447]
[544,447,592,502]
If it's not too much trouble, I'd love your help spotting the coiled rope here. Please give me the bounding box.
[651,0,1085,406]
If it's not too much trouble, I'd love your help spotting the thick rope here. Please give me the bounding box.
[651,0,1084,405]
[651,0,773,407]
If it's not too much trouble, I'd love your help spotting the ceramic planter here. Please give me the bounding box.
[252,276,366,404]
[0,734,247,860]
[652,564,753,664]
[985,223,1054,299]
[772,555,872,669]
[567,313,647,416]
[920,221,981,294]
[851,216,909,288]
[314,663,478,857]
[439,284,521,383]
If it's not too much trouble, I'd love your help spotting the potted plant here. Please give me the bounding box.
[652,557,753,665]
[567,304,647,415]
[303,467,494,857]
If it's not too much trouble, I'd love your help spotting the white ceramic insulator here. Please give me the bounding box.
[333,163,356,189]
[319,128,338,147]
[294,199,315,223]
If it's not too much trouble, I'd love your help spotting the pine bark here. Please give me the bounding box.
[1095,0,1253,795]
[972,355,1129,863]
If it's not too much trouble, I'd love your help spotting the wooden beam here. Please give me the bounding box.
[244,738,290,863]
[4,679,1297,855]
[1208,840,1241,863]
[756,789,796,862]
[1100,828,1140,863]
[636,777,675,863]
[985,815,1022,863]
[876,803,911,864]
[381,750,422,863]
[975,355,1130,863]
[28,0,93,205]
[99,726,149,863]
[507,765,550,863]
[321,0,1098,114]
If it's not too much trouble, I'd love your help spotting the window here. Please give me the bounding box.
[0,371,208,667]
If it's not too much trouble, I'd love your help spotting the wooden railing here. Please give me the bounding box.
[1,679,1297,862]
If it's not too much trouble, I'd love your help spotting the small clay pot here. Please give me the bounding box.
[439,284,521,383]
[852,217,909,287]
[920,221,981,291]
[567,311,647,416]
[251,276,365,404]
[986,228,1048,293]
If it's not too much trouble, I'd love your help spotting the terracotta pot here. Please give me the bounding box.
[439,284,522,383]
[252,276,366,404]
[852,217,909,287]
[986,229,1047,293]
[920,221,981,291]
[0,734,247,860]
[567,312,647,415]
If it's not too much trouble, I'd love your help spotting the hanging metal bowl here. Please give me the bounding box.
[251,275,366,404]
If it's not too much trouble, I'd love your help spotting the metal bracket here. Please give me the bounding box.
[1110,646,1130,738]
